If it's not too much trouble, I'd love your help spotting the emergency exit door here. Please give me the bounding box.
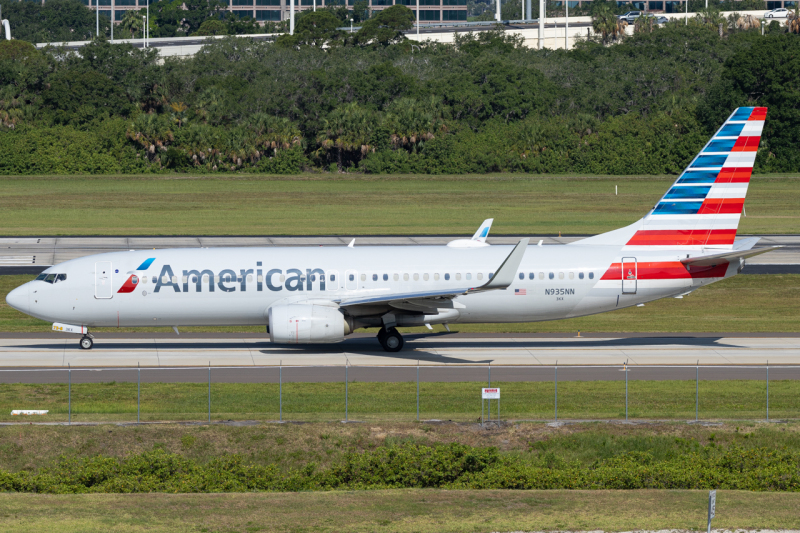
[621,257,637,294]
[95,261,113,299]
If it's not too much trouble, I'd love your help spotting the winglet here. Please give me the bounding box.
[468,238,529,293]
[472,219,494,243]
[348,239,355,248]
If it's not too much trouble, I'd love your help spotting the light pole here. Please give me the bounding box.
[538,0,544,49]
[96,0,99,36]
[526,0,531,21]
[142,16,146,47]
[416,0,419,35]
[565,0,568,49]
[495,0,500,22]
[146,0,149,46]
[290,0,294,35]
[350,17,353,32]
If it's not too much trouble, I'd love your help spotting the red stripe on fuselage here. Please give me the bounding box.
[698,198,744,215]
[626,229,736,246]
[601,261,729,280]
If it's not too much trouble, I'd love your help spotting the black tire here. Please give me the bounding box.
[379,327,404,352]
[79,336,93,350]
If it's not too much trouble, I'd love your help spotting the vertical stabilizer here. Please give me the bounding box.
[572,107,766,249]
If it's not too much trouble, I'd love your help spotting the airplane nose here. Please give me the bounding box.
[6,284,29,314]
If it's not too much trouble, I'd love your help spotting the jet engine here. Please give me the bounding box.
[268,304,351,344]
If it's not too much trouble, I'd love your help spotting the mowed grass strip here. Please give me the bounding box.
[0,379,794,423]
[1,274,798,333]
[0,175,797,235]
[0,490,798,532]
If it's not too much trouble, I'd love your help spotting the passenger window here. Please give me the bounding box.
[349,274,355,281]
[569,272,574,280]
[413,274,419,281]
[141,277,147,284]
[310,275,316,282]
[372,274,378,281]
[559,272,564,280]
[445,273,450,281]
[331,274,336,281]
[466,273,472,280]
[360,274,366,282]
[589,272,594,279]
[280,275,286,282]
[456,273,461,281]
[488,273,493,279]
[434,273,439,281]
[528,273,534,280]
[403,273,409,281]
[539,272,544,280]
[383,274,388,281]
[549,273,554,280]
[393,274,399,281]
[518,272,524,280]
[182,276,188,283]
[423,273,429,281]
[152,276,157,283]
[579,272,584,280]
[477,273,483,280]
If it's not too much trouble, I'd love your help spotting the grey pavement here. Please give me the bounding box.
[0,234,796,274]
[0,335,797,372]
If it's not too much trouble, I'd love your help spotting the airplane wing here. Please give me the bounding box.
[681,238,781,267]
[337,238,529,309]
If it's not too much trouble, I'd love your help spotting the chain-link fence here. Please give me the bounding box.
[0,364,797,423]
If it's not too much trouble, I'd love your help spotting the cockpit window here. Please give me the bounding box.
[35,273,47,281]
[55,274,67,283]
[37,273,66,283]
[44,274,56,284]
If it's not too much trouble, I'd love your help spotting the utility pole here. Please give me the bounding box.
[538,0,544,49]
[496,0,500,22]
[526,0,531,22]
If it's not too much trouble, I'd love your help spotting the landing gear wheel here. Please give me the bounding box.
[378,327,404,352]
[79,336,93,350]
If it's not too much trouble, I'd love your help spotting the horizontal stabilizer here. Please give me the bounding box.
[681,246,781,267]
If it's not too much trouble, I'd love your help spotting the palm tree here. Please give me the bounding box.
[119,10,143,39]
[126,113,174,160]
[247,113,302,156]
[317,102,377,170]
[592,4,626,44]
[788,3,800,33]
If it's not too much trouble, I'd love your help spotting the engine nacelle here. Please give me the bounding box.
[268,304,350,344]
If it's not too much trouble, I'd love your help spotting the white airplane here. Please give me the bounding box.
[6,107,779,352]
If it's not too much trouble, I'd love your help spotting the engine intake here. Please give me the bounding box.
[268,304,350,344]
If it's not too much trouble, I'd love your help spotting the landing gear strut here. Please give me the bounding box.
[79,335,94,350]
[377,327,404,352]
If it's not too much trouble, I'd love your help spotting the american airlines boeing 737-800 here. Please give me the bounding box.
[5,107,779,352]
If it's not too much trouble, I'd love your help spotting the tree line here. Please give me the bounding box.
[0,1,798,175]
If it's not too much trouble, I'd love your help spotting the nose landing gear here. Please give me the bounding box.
[377,327,404,352]
[79,335,94,350]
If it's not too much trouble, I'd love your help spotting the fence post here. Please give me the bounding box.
[207,361,211,424]
[487,363,491,422]
[345,362,348,422]
[137,362,140,424]
[279,361,283,422]
[766,360,769,421]
[68,362,71,425]
[625,361,628,421]
[416,361,420,422]
[696,360,699,422]
[555,361,558,422]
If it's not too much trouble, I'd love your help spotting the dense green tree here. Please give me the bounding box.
[0,0,110,43]
[276,9,344,47]
[350,5,414,46]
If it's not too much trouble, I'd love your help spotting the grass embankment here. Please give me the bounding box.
[2,274,799,333]
[0,378,791,423]
[0,175,798,235]
[1,424,800,531]
[1,490,799,533]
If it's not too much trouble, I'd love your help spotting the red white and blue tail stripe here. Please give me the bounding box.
[624,107,766,249]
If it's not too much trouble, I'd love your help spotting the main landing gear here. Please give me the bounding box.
[79,334,94,350]
[377,327,404,352]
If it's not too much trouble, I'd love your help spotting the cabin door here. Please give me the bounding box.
[95,261,113,299]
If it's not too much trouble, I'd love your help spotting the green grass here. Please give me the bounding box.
[2,273,798,333]
[0,378,791,423]
[0,174,798,235]
[0,489,799,532]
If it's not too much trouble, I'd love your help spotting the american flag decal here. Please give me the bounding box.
[515,288,526,295]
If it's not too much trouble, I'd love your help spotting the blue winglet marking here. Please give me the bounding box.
[137,258,156,271]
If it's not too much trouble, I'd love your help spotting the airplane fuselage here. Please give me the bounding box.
[12,243,735,329]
